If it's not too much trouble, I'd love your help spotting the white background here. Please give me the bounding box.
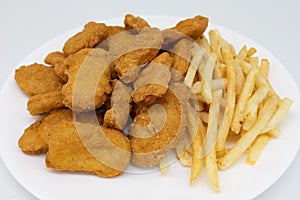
[0,0,299,199]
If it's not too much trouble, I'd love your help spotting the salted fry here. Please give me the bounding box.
[247,134,271,165]
[218,96,278,170]
[259,59,270,79]
[231,67,258,133]
[216,49,237,152]
[262,98,293,133]
[204,89,222,191]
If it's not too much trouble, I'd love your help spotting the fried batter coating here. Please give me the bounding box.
[124,14,150,30]
[62,48,113,112]
[132,52,173,105]
[18,119,48,154]
[27,90,64,116]
[15,63,63,96]
[170,39,193,81]
[107,26,126,38]
[63,22,108,56]
[103,81,132,130]
[130,86,187,167]
[44,51,68,82]
[114,28,163,83]
[163,15,208,45]
[46,121,131,177]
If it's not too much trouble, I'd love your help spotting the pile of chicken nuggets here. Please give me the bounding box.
[15,14,209,177]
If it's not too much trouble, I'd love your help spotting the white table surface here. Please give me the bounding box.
[0,0,299,199]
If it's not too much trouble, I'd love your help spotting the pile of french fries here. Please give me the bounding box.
[176,29,293,191]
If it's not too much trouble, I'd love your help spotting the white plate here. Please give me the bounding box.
[0,16,300,200]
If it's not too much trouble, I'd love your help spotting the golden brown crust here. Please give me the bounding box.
[124,14,150,30]
[27,90,64,116]
[44,51,66,66]
[63,22,108,56]
[15,63,63,96]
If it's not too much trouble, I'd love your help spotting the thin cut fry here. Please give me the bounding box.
[235,60,245,96]
[191,81,202,95]
[246,134,271,165]
[237,45,247,60]
[212,78,227,90]
[231,67,258,133]
[266,128,281,138]
[259,59,269,79]
[218,96,278,170]
[184,47,204,87]
[216,49,237,152]
[247,47,257,57]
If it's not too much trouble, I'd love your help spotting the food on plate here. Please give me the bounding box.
[15,63,63,96]
[15,14,293,190]
[132,52,173,105]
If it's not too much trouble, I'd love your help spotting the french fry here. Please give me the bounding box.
[218,95,278,170]
[186,103,206,185]
[247,47,257,57]
[237,45,247,60]
[176,150,192,167]
[266,127,281,138]
[262,98,293,133]
[191,81,202,95]
[197,35,211,53]
[235,60,245,96]
[209,29,219,53]
[259,59,270,79]
[216,49,237,152]
[175,133,193,167]
[200,112,209,124]
[246,134,271,165]
[243,86,269,130]
[212,78,227,90]
[199,55,214,104]
[231,67,258,133]
[204,89,222,191]
[184,46,204,87]
[159,156,169,175]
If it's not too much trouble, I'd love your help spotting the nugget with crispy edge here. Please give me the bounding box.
[46,121,131,177]
[124,14,150,30]
[15,63,63,96]
[63,22,108,56]
[44,51,68,82]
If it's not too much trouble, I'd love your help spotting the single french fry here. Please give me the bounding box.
[266,127,281,138]
[199,55,214,104]
[237,45,247,60]
[159,156,169,175]
[247,57,259,67]
[204,89,222,192]
[209,29,220,53]
[200,112,209,124]
[216,49,237,153]
[262,98,293,133]
[231,67,258,133]
[218,95,278,170]
[176,150,192,167]
[184,47,204,87]
[246,134,271,165]
[197,35,211,53]
[259,59,270,79]
[243,86,269,130]
[247,47,257,57]
[191,81,202,95]
[235,60,245,96]
[212,78,227,90]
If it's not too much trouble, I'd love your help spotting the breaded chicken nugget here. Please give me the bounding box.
[44,51,68,82]
[18,109,73,155]
[103,81,132,130]
[163,15,208,45]
[132,52,173,105]
[27,90,64,116]
[62,48,113,112]
[18,119,48,154]
[107,26,126,38]
[46,121,131,177]
[170,39,193,81]
[63,22,108,56]
[130,86,187,167]
[124,14,150,30]
[114,28,163,83]
[15,63,63,96]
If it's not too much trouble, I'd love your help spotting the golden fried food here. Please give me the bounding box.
[114,28,163,82]
[130,85,187,167]
[170,39,193,81]
[46,121,131,177]
[18,119,48,154]
[63,22,108,56]
[15,63,63,96]
[107,26,126,38]
[44,51,68,82]
[163,15,209,45]
[62,48,113,112]
[124,14,150,30]
[132,52,173,105]
[103,81,132,130]
[27,90,64,116]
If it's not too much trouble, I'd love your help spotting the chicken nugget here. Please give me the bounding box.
[132,52,172,105]
[15,63,63,96]
[44,51,68,82]
[114,28,163,83]
[27,90,64,116]
[46,121,131,177]
[124,14,150,30]
[163,15,208,45]
[130,85,187,167]
[107,26,126,38]
[62,48,113,112]
[103,81,132,130]
[170,39,193,81]
[63,22,108,56]
[18,119,48,154]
